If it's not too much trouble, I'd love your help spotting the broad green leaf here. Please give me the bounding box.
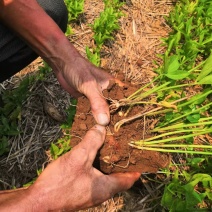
[197,74,212,84]
[164,112,173,122]
[165,70,189,80]
[196,53,212,81]
[185,190,205,208]
[186,157,205,169]
[161,187,174,208]
[206,191,212,200]
[166,55,180,73]
[186,114,200,123]
[172,198,186,212]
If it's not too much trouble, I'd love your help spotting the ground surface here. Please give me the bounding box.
[0,0,174,211]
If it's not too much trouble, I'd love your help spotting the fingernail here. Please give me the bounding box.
[96,113,109,126]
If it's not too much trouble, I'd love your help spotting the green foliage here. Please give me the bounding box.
[103,0,124,10]
[64,0,85,36]
[164,55,190,80]
[85,47,101,66]
[50,135,71,160]
[161,170,212,211]
[156,0,212,209]
[51,98,76,160]
[64,0,84,22]
[91,6,123,50]
[0,76,34,156]
[196,52,212,84]
[61,98,77,129]
[36,61,52,80]
[86,0,124,65]
[158,0,212,81]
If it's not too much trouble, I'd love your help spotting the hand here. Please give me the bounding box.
[54,54,113,126]
[28,125,140,211]
[0,0,112,126]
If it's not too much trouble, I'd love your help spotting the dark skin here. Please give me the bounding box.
[0,0,141,211]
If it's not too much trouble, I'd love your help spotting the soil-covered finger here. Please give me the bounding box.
[80,125,106,163]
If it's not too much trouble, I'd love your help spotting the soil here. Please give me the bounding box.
[71,74,170,174]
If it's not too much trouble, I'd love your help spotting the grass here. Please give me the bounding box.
[112,0,212,209]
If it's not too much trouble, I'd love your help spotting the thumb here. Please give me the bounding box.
[84,82,110,126]
[107,172,141,195]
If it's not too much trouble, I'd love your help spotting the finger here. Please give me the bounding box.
[82,80,110,126]
[106,172,141,195]
[79,125,106,163]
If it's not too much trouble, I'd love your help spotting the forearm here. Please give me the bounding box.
[0,188,36,211]
[0,0,79,72]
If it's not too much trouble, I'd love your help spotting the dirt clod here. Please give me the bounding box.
[71,77,170,174]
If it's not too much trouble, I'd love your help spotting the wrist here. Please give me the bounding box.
[0,188,38,211]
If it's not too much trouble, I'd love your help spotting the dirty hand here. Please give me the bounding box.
[27,125,140,211]
[54,53,113,126]
[0,0,112,126]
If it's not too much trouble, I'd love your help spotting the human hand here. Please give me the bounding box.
[29,125,140,211]
[54,54,125,126]
[54,53,113,126]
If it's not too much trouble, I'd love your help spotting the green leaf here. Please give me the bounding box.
[164,112,173,122]
[161,186,174,208]
[50,143,60,159]
[186,114,200,123]
[197,74,212,84]
[165,70,189,80]
[166,55,180,73]
[206,190,212,200]
[197,52,212,81]
[185,190,205,208]
[187,89,211,106]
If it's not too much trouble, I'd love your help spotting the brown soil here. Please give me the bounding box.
[71,75,170,174]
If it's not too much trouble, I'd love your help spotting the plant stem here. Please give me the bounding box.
[132,144,212,148]
[159,83,196,92]
[134,128,212,144]
[127,76,160,100]
[132,82,170,101]
[177,90,212,108]
[144,128,206,142]
[129,143,212,155]
[188,60,206,73]
[152,120,212,132]
[163,102,212,126]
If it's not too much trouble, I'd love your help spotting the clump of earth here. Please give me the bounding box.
[71,75,170,174]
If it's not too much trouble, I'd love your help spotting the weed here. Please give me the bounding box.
[87,0,124,65]
[64,0,84,22]
[85,47,101,67]
[162,169,212,211]
[64,0,85,36]
[50,135,71,160]
[91,6,123,50]
[0,76,34,156]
